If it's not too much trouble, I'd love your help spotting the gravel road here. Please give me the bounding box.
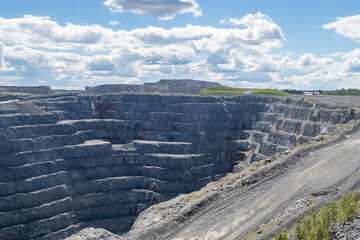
[162,129,360,239]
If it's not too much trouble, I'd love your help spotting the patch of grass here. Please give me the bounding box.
[244,230,258,240]
[316,134,325,141]
[145,89,166,93]
[185,191,205,202]
[250,89,290,96]
[235,182,245,190]
[244,219,280,240]
[275,229,289,240]
[273,190,360,240]
[200,87,246,94]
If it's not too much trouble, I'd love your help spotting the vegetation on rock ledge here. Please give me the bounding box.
[274,190,360,240]
[200,87,246,94]
[250,89,290,96]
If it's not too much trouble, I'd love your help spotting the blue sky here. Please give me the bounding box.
[0,0,359,89]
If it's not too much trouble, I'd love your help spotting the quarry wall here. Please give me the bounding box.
[0,94,356,240]
[0,86,52,95]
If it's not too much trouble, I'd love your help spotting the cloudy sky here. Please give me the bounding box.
[0,0,360,90]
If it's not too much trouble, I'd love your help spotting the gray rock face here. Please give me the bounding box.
[0,93,357,240]
[332,214,360,239]
[0,86,52,94]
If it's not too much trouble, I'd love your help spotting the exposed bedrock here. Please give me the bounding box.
[0,94,357,239]
[0,86,52,95]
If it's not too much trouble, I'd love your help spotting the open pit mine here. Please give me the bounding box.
[0,80,358,240]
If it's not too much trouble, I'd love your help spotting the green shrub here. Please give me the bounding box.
[337,191,360,223]
[274,230,288,240]
[294,223,305,240]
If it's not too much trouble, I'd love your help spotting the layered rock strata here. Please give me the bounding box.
[0,94,356,240]
[0,86,52,94]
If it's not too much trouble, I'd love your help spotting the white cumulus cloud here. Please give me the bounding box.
[323,15,360,42]
[343,48,360,72]
[1,13,359,90]
[0,42,4,68]
[87,56,116,71]
[0,42,14,71]
[220,12,284,48]
[103,0,202,20]
[109,20,121,26]
[298,53,316,66]
[0,15,114,50]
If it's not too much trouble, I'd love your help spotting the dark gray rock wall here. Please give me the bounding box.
[0,86,52,94]
[0,94,356,240]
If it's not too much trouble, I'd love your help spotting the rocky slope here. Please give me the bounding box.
[0,93,357,240]
[86,79,222,95]
[332,213,360,239]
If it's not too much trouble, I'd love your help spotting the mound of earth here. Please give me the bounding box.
[66,228,121,240]
[86,79,222,95]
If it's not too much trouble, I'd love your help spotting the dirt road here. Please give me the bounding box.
[166,131,360,240]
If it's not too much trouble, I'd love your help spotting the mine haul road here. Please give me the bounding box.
[166,130,360,240]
